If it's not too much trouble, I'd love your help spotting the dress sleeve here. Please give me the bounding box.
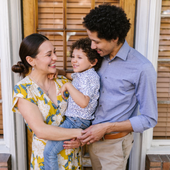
[12,82,38,132]
[12,83,37,115]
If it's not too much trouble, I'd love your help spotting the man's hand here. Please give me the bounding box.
[78,123,109,144]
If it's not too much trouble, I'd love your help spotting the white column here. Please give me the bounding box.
[129,0,162,170]
[0,0,27,169]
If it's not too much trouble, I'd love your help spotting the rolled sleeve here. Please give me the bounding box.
[129,63,158,133]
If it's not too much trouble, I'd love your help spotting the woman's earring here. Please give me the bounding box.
[32,66,34,71]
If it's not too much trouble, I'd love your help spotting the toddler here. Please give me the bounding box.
[44,37,102,170]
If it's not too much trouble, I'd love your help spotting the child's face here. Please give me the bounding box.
[71,48,93,73]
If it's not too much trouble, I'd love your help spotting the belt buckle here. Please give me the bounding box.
[101,136,105,141]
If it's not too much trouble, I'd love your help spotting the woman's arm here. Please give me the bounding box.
[59,82,90,108]
[58,69,72,80]
[17,98,82,141]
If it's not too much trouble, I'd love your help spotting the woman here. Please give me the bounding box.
[12,33,82,170]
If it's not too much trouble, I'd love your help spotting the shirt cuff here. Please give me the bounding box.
[129,116,144,133]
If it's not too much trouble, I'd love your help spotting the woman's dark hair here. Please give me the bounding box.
[83,4,131,44]
[70,37,103,71]
[12,33,49,77]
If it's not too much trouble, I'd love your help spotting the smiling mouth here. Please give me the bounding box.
[73,65,78,68]
[49,64,56,67]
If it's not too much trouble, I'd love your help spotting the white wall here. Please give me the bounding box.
[0,0,27,169]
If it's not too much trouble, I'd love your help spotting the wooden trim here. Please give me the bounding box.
[120,0,136,47]
[91,0,95,9]
[64,31,67,70]
[34,0,38,33]
[63,0,67,70]
[119,0,125,8]
[63,0,66,29]
[37,28,87,32]
[23,0,38,36]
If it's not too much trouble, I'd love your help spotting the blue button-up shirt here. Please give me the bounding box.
[93,41,158,133]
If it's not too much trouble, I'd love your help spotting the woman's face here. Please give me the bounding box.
[34,40,57,74]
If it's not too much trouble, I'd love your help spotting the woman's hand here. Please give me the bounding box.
[47,69,58,79]
[63,138,81,149]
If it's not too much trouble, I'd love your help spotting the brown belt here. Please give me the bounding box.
[101,132,129,141]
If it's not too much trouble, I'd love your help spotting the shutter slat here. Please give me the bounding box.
[154,0,170,138]
[162,1,170,6]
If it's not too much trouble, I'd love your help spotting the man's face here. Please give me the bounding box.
[87,29,117,57]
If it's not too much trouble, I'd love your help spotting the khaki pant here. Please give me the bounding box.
[89,133,134,170]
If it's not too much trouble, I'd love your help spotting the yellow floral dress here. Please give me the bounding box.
[12,76,81,170]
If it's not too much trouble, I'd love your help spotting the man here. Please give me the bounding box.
[78,4,158,170]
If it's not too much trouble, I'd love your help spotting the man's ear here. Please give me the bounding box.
[112,37,119,43]
[91,58,98,67]
[26,56,35,67]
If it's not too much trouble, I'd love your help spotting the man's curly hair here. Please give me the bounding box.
[70,37,103,71]
[83,4,131,44]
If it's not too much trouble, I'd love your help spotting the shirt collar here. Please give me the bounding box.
[104,40,130,61]
[71,68,95,79]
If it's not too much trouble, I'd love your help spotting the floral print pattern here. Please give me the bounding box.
[12,76,81,170]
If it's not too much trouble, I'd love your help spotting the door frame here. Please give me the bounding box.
[0,0,27,170]
[8,0,162,169]
[129,0,162,170]
[22,1,136,169]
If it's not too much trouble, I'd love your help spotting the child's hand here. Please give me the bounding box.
[47,69,58,79]
[58,83,71,99]
[63,138,81,149]
[47,73,56,79]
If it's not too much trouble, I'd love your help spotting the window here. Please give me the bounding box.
[37,0,120,71]
[23,0,136,168]
[153,0,170,139]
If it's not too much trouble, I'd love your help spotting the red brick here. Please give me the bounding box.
[167,155,170,160]
[146,155,162,167]
[159,155,170,170]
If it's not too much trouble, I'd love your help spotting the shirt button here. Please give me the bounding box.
[105,77,107,79]
[100,105,102,107]
[102,91,104,93]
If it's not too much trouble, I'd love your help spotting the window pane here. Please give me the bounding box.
[38,31,64,69]
[95,0,119,7]
[38,0,63,29]
[67,32,88,70]
[67,0,91,29]
[153,0,170,139]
